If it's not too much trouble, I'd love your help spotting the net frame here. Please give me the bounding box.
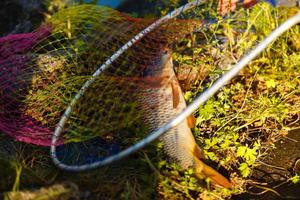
[48,0,300,172]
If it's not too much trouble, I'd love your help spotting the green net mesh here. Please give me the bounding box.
[0,4,202,151]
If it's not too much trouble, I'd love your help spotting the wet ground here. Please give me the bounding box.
[233,129,300,200]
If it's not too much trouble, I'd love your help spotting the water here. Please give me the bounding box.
[83,0,122,8]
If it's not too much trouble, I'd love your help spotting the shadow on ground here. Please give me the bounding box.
[233,129,300,200]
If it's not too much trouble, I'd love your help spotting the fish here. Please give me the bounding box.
[138,48,232,188]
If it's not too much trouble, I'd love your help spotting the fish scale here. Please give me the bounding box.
[139,49,201,168]
[138,49,232,188]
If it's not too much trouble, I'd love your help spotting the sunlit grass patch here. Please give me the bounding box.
[156,3,299,199]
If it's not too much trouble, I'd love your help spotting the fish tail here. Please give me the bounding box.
[193,154,232,189]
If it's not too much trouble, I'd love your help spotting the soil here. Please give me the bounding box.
[0,0,46,36]
[233,129,300,200]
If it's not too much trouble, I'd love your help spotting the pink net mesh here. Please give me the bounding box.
[0,26,54,145]
[0,5,201,147]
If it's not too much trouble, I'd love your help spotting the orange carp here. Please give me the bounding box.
[139,48,232,188]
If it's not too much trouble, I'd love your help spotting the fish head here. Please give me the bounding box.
[143,48,173,76]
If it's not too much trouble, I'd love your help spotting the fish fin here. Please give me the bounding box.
[193,145,204,159]
[187,115,196,128]
[171,81,180,109]
[194,158,232,189]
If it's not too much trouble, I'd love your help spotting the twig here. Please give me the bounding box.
[272,179,289,189]
[286,114,300,127]
[216,68,260,133]
[284,136,298,143]
[209,192,226,200]
[257,160,286,171]
[247,183,281,196]
[143,152,161,176]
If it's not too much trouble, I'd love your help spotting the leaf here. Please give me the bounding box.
[266,79,276,88]
[290,175,300,184]
[184,91,193,101]
[244,148,258,165]
[220,139,231,149]
[206,152,217,161]
[253,141,261,150]
[239,163,251,177]
[195,116,204,126]
[199,100,215,120]
[237,146,247,157]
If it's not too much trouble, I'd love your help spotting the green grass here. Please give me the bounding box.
[157,3,300,199]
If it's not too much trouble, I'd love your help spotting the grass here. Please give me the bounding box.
[157,3,300,199]
[0,2,299,200]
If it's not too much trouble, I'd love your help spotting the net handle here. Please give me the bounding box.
[50,3,300,171]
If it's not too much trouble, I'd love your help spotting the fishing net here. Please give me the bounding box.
[0,3,205,165]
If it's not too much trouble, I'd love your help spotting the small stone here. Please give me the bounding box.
[293,158,300,174]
